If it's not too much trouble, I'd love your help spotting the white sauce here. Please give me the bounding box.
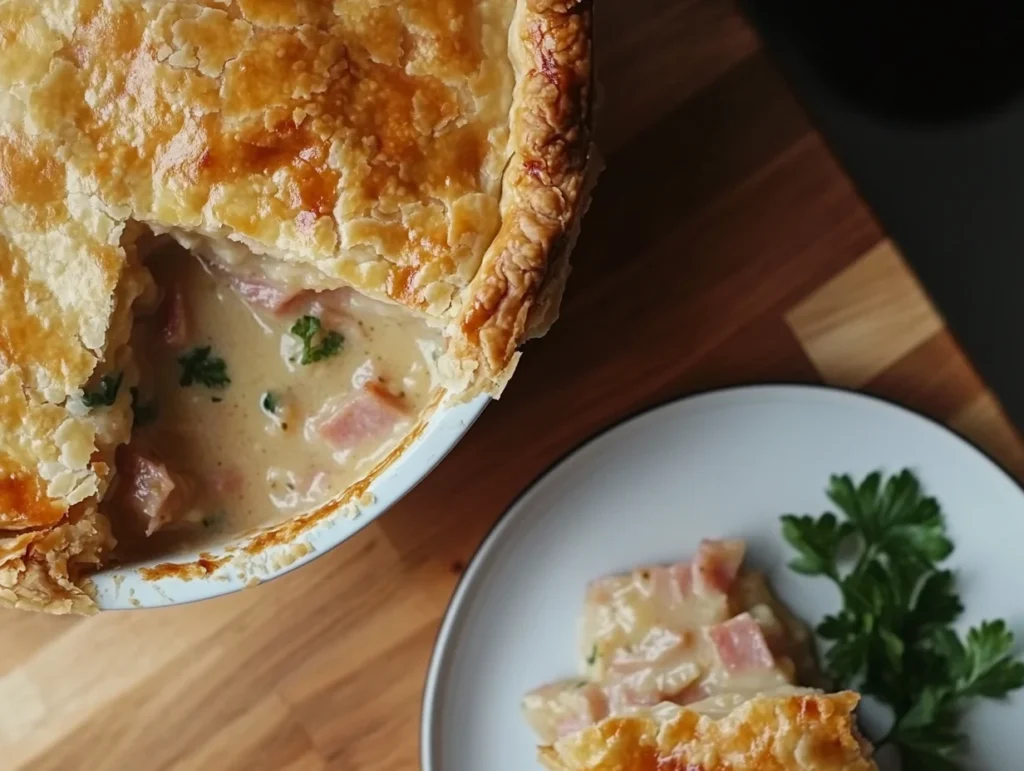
[108,244,441,560]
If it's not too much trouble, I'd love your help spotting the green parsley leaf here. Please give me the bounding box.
[893,702,965,771]
[130,387,158,427]
[885,622,1024,767]
[780,512,853,580]
[817,611,857,641]
[958,620,1024,698]
[896,685,953,733]
[781,469,1024,770]
[585,644,597,667]
[820,625,870,685]
[82,371,123,407]
[908,570,963,634]
[290,315,344,365]
[178,346,230,389]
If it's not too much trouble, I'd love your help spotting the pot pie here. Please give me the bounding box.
[523,540,879,770]
[0,0,593,613]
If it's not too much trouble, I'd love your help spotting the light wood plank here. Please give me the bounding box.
[786,240,943,387]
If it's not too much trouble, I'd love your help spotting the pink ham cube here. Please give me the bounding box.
[316,385,407,451]
[708,612,777,674]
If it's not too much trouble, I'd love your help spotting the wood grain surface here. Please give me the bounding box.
[4,3,1023,769]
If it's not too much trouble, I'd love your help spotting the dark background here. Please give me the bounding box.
[741,0,1024,430]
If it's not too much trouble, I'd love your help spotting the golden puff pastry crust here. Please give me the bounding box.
[0,369,116,613]
[538,692,879,771]
[0,0,594,611]
[2,0,592,390]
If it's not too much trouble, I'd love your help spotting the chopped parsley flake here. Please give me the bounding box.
[585,644,598,667]
[82,371,123,408]
[178,346,230,389]
[130,387,158,427]
[261,391,279,414]
[290,315,344,365]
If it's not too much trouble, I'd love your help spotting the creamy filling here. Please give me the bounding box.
[522,539,819,745]
[100,238,441,562]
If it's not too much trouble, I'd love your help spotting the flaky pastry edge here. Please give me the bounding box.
[538,691,878,771]
[444,0,595,397]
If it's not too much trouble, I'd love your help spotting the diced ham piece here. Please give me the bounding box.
[708,612,777,674]
[522,681,609,744]
[229,276,303,315]
[160,285,189,347]
[230,278,359,334]
[115,448,185,536]
[305,287,355,329]
[692,538,746,595]
[316,384,407,451]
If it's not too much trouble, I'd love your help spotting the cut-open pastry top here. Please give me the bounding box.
[0,0,593,613]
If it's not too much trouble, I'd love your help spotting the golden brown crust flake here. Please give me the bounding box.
[538,692,878,771]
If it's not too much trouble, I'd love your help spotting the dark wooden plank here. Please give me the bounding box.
[864,330,986,424]
[596,0,760,151]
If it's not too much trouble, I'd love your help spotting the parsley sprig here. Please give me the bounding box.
[178,346,230,389]
[782,470,1024,770]
[290,315,343,365]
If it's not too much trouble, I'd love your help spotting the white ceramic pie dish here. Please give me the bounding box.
[90,392,488,609]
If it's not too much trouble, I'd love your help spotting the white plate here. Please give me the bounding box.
[421,384,1024,771]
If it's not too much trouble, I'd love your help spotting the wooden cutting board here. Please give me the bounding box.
[3,2,1022,769]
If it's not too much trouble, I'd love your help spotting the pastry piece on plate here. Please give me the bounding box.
[537,689,878,771]
[0,0,594,612]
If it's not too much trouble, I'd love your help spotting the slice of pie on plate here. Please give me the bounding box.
[0,0,594,613]
[524,540,878,770]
